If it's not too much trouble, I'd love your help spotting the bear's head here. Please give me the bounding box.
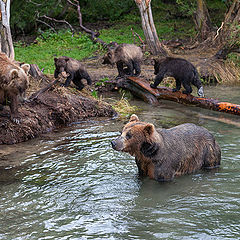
[8,64,30,95]
[153,58,167,75]
[54,56,69,73]
[153,59,161,75]
[102,50,115,65]
[111,114,161,157]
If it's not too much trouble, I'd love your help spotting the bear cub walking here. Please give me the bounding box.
[111,114,221,182]
[150,57,204,97]
[54,56,92,90]
[103,43,143,77]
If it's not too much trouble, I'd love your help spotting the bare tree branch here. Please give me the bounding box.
[36,19,57,33]
[40,15,75,33]
[131,28,144,45]
[65,0,109,48]
[66,0,77,7]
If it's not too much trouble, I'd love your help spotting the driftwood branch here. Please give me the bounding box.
[40,15,75,33]
[116,76,240,116]
[28,74,67,101]
[131,28,145,45]
[66,0,109,48]
[36,19,57,33]
[29,64,44,79]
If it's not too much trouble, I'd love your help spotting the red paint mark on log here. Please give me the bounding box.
[126,76,240,116]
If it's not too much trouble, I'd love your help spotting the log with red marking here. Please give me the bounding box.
[115,76,240,116]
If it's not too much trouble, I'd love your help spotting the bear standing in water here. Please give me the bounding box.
[54,56,92,90]
[102,43,143,77]
[150,57,204,97]
[111,114,221,182]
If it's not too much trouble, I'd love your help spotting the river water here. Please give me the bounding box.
[0,86,240,240]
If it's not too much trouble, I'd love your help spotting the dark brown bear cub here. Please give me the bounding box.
[150,57,204,97]
[111,114,221,182]
[102,43,143,77]
[54,56,92,90]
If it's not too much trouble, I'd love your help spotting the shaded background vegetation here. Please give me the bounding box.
[10,0,227,36]
[11,0,239,75]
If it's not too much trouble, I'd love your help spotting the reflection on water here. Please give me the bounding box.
[0,85,240,240]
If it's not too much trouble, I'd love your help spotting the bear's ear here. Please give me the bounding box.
[10,69,19,79]
[143,123,155,136]
[21,64,30,74]
[54,58,58,62]
[129,114,139,122]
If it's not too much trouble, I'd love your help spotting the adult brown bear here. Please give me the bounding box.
[0,52,30,123]
[111,114,221,181]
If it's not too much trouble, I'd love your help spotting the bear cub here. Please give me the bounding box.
[54,56,92,90]
[103,43,143,77]
[0,52,30,123]
[111,114,221,182]
[150,57,204,97]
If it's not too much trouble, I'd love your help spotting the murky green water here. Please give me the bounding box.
[0,86,240,240]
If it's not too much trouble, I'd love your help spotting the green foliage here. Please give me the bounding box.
[81,0,135,22]
[91,90,99,99]
[14,30,99,74]
[175,0,196,17]
[11,0,65,34]
[95,77,110,87]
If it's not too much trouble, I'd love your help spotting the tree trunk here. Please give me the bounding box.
[0,0,14,60]
[213,0,240,59]
[194,0,212,41]
[134,0,168,56]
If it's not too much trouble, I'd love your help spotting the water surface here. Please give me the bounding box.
[0,85,240,240]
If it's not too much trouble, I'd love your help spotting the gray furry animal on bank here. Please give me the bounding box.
[102,43,143,77]
[111,114,221,182]
[54,56,92,90]
[150,57,204,97]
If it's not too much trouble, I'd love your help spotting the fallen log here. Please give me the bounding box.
[29,64,45,79]
[116,76,240,116]
[28,72,67,101]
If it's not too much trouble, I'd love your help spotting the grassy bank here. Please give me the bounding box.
[15,31,100,74]
[14,7,197,75]
[14,1,239,76]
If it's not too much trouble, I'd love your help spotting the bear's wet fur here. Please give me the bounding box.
[111,114,221,181]
[54,56,92,90]
[102,43,143,77]
[150,57,204,97]
[0,52,30,123]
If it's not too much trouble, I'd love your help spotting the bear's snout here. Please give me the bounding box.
[111,137,124,151]
[111,140,117,149]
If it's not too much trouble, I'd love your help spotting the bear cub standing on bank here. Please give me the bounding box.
[102,43,143,77]
[54,56,92,90]
[111,114,221,182]
[0,52,30,123]
[150,57,204,97]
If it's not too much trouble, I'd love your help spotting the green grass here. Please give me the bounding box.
[14,30,99,74]
[14,2,199,75]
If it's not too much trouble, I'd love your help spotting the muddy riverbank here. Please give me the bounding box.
[0,75,116,145]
